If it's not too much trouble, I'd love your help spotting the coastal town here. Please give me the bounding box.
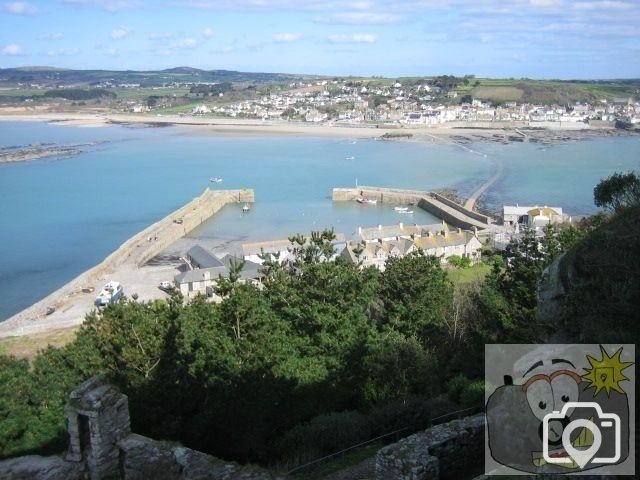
[3,70,639,130]
[182,79,640,128]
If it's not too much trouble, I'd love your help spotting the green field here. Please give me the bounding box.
[447,263,491,284]
[459,78,639,105]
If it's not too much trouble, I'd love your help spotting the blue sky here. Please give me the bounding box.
[0,0,638,78]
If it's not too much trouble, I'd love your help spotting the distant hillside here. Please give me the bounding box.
[463,78,640,105]
[0,67,318,88]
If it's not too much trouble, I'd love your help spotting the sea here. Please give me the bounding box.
[0,121,638,320]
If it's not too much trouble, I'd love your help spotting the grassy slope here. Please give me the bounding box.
[459,78,639,104]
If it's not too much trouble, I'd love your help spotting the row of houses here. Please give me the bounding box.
[173,224,483,297]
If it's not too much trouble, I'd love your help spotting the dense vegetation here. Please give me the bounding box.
[1,173,638,469]
[43,88,116,100]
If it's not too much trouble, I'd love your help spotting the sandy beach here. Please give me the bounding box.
[1,111,636,146]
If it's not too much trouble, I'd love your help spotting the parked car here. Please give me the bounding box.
[159,281,173,291]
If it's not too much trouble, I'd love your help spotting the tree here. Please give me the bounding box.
[593,171,640,212]
[380,252,453,345]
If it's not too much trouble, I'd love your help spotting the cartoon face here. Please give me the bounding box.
[486,346,632,474]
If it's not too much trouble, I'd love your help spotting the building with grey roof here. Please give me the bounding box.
[175,247,262,299]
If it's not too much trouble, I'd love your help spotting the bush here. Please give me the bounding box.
[276,411,372,465]
[460,380,485,408]
[447,255,471,268]
[368,394,456,436]
[446,374,469,403]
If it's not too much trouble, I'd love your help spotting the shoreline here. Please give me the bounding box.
[0,113,637,340]
[1,112,637,145]
[0,188,253,339]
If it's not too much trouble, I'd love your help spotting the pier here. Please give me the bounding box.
[332,186,492,231]
[0,188,254,338]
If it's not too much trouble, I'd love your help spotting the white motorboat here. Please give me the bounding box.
[394,206,409,212]
[345,156,355,160]
[242,203,250,213]
[94,281,123,307]
[398,210,414,214]
[210,177,223,183]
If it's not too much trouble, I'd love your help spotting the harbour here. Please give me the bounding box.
[1,121,639,327]
[0,187,254,337]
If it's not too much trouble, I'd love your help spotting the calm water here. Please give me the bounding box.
[0,121,638,320]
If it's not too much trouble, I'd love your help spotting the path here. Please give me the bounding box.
[463,158,504,211]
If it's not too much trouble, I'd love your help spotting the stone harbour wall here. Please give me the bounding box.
[375,414,484,480]
[332,186,430,204]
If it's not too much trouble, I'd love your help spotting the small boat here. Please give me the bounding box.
[394,206,409,212]
[357,197,377,205]
[210,177,223,183]
[345,156,355,160]
[94,281,123,307]
[242,203,250,213]
[398,210,414,214]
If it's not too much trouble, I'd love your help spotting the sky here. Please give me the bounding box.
[0,0,638,78]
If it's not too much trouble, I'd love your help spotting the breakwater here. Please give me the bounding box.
[0,188,254,337]
[332,186,492,230]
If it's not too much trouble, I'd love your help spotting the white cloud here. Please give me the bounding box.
[39,32,63,41]
[149,32,173,40]
[110,27,131,39]
[573,0,633,9]
[174,38,200,48]
[59,0,139,11]
[320,12,404,24]
[529,0,562,6]
[273,32,302,42]
[2,1,38,14]
[328,33,377,43]
[47,47,80,56]
[211,46,235,54]
[2,43,24,55]
[202,27,214,38]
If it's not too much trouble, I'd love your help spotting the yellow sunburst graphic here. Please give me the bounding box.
[582,345,633,396]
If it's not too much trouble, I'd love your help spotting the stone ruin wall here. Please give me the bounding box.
[375,414,485,480]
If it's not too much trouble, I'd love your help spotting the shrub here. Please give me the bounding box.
[460,380,485,408]
[276,411,372,465]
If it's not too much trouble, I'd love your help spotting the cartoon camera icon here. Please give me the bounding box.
[543,402,621,469]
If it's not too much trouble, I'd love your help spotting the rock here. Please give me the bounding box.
[375,414,484,480]
[118,434,181,480]
[0,455,85,480]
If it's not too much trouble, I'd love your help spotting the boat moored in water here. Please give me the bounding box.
[356,197,377,205]
[394,206,409,212]
[242,203,251,213]
[210,177,223,183]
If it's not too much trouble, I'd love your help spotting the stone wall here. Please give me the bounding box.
[0,375,281,480]
[332,186,429,204]
[375,414,484,480]
[429,193,491,225]
[417,198,487,230]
